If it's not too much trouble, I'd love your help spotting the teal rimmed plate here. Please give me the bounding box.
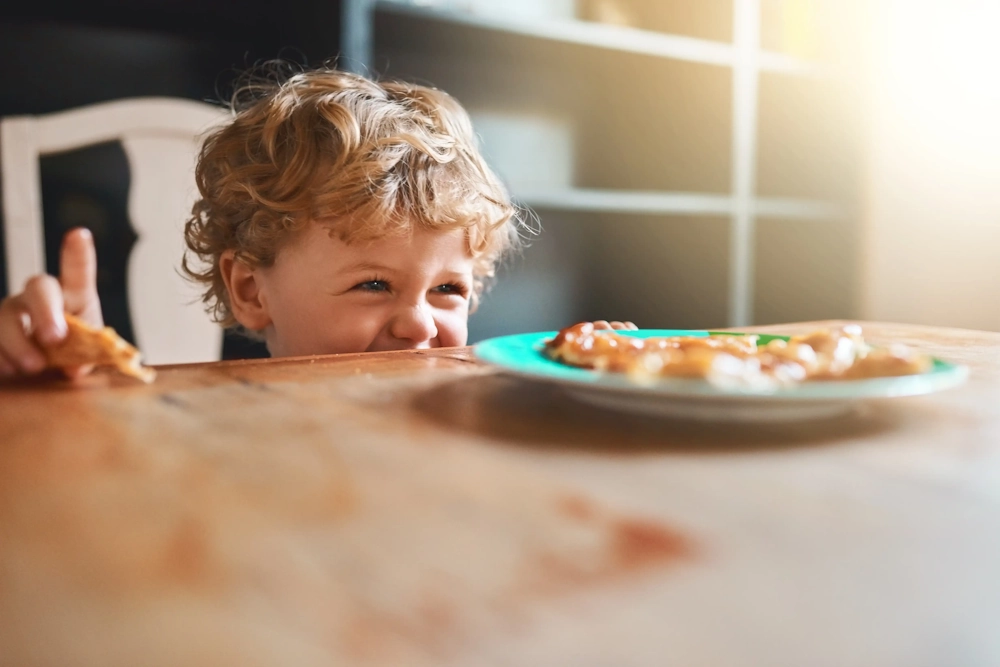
[472,329,969,422]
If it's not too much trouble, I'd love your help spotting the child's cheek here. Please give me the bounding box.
[438,310,469,347]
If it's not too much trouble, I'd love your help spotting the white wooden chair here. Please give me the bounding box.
[1,97,230,365]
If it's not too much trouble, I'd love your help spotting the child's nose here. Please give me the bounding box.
[389,302,438,344]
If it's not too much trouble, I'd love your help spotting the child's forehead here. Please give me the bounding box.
[315,217,470,248]
[287,221,474,270]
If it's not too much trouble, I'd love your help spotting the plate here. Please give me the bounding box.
[472,329,970,423]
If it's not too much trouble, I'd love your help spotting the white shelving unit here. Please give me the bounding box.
[340,0,841,328]
[512,189,841,221]
[371,0,819,75]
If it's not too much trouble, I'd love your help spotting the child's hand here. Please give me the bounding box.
[593,320,638,331]
[0,228,104,378]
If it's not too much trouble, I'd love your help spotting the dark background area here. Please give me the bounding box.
[0,0,349,358]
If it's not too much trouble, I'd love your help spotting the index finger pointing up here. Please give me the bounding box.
[59,227,100,316]
[59,227,98,295]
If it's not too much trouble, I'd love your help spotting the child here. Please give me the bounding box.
[0,63,632,378]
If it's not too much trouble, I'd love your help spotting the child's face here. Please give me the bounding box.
[249,223,475,357]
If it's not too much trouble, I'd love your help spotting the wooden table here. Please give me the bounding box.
[2,320,999,667]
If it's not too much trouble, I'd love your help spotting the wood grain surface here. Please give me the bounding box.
[1,321,998,667]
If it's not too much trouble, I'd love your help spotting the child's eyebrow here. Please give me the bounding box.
[341,262,395,274]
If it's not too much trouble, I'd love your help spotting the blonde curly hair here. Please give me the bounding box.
[183,62,524,328]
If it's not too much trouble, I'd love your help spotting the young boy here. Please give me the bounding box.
[0,64,632,377]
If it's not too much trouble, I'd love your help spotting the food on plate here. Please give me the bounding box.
[544,321,932,389]
[43,313,156,383]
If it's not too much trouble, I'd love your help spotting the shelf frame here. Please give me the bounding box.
[513,189,842,223]
[371,0,820,76]
[729,0,760,327]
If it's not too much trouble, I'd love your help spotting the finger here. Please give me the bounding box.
[62,364,95,380]
[593,320,611,330]
[0,297,47,373]
[59,227,100,317]
[609,321,626,330]
[21,274,67,346]
[626,321,638,330]
[0,352,16,378]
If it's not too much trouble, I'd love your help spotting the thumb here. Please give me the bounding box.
[59,227,102,324]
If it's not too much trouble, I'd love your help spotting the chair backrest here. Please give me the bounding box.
[1,97,230,365]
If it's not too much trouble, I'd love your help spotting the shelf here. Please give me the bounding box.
[516,189,730,215]
[754,197,844,222]
[514,188,843,221]
[374,1,821,76]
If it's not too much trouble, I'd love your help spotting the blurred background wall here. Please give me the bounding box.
[861,0,1000,332]
[0,0,996,356]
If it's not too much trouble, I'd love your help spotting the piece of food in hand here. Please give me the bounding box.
[544,321,932,388]
[43,313,156,383]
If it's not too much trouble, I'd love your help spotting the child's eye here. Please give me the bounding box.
[432,283,469,297]
[354,280,390,293]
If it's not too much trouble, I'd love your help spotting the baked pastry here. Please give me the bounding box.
[43,313,156,383]
[545,322,931,389]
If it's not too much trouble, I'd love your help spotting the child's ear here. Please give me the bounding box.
[219,250,271,331]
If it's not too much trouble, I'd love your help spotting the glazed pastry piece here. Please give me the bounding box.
[545,322,931,388]
[43,313,156,383]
